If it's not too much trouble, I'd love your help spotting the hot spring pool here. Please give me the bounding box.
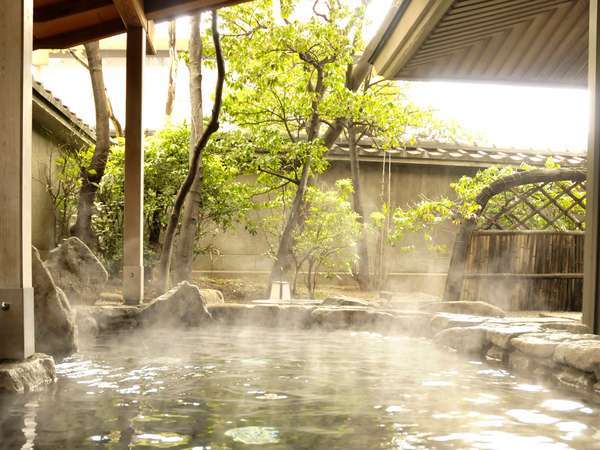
[1,326,600,449]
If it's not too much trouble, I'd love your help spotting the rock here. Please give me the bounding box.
[0,354,56,393]
[420,301,505,318]
[311,307,374,329]
[44,237,108,305]
[321,296,370,307]
[512,332,600,359]
[540,322,591,334]
[553,340,600,373]
[554,367,595,392]
[485,345,508,363]
[430,313,489,333]
[508,351,533,373]
[433,326,488,354]
[74,307,99,341]
[387,313,433,337]
[140,281,211,327]
[199,288,225,305]
[212,304,312,328]
[32,246,78,357]
[79,305,141,332]
[484,324,541,350]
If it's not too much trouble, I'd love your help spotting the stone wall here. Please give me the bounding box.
[193,160,478,295]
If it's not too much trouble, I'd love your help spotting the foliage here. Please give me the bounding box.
[218,0,463,282]
[385,158,586,257]
[49,125,253,273]
[44,146,93,244]
[293,179,361,296]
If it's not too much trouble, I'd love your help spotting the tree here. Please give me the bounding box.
[293,179,360,297]
[220,0,359,287]
[165,20,178,117]
[173,13,205,282]
[70,41,111,247]
[339,74,443,290]
[157,11,225,291]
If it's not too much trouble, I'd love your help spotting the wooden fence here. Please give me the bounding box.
[462,230,584,311]
[444,168,587,310]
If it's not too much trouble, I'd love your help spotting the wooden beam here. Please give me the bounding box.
[112,0,156,54]
[584,0,600,332]
[145,0,248,21]
[0,0,35,360]
[122,26,145,304]
[34,0,113,23]
[33,19,125,50]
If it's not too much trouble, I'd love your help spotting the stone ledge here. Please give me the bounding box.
[0,354,56,394]
[431,312,600,400]
[72,297,600,401]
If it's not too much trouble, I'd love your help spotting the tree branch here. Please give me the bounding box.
[158,11,225,291]
[258,166,299,184]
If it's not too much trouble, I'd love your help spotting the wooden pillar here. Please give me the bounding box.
[123,26,145,305]
[0,0,35,359]
[584,0,600,332]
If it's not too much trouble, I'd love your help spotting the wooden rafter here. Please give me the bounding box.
[112,0,156,54]
[33,19,125,50]
[34,0,113,23]
[145,0,249,21]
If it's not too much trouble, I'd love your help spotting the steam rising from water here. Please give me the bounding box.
[0,326,599,449]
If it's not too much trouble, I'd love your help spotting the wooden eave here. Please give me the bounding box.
[33,0,249,53]
[368,0,589,87]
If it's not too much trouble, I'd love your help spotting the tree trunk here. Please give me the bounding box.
[165,20,177,117]
[348,121,370,290]
[268,64,326,288]
[269,159,311,285]
[70,41,111,248]
[172,13,204,283]
[157,12,223,292]
[443,220,476,301]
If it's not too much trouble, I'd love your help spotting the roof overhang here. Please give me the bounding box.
[33,0,250,54]
[32,81,96,148]
[367,0,588,87]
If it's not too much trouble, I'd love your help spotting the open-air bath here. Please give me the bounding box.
[5,0,600,449]
[2,325,600,449]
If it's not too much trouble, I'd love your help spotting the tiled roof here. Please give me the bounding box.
[33,79,95,145]
[328,141,586,168]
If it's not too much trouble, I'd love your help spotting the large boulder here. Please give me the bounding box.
[140,281,212,327]
[44,237,108,305]
[32,247,78,357]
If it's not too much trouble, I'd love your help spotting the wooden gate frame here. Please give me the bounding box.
[444,168,587,301]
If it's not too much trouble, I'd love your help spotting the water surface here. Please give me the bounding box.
[1,326,600,449]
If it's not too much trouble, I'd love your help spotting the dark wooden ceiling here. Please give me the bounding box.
[33,0,248,51]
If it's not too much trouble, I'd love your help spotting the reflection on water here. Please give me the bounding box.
[1,327,600,449]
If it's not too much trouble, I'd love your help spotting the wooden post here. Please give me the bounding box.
[123,26,145,305]
[0,0,35,359]
[584,0,600,332]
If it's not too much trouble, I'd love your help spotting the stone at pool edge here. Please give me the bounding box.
[321,296,370,307]
[511,332,600,359]
[139,281,211,327]
[419,301,505,318]
[0,354,56,394]
[433,326,489,354]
